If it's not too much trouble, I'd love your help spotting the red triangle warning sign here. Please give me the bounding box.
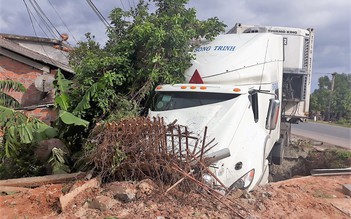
[189,69,204,84]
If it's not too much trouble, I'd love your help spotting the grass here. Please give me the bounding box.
[326,149,351,168]
[307,148,351,169]
[307,119,351,128]
[312,189,333,198]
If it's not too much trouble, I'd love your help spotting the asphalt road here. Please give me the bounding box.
[291,122,351,149]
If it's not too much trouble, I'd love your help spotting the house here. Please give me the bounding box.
[0,33,74,124]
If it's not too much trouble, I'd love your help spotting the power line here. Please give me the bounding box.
[47,0,78,43]
[127,0,133,9]
[27,0,72,61]
[23,0,51,38]
[32,0,61,37]
[27,0,58,39]
[86,0,111,29]
[22,0,58,67]
[119,0,126,11]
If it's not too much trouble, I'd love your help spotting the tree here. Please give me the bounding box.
[310,73,351,122]
[310,76,331,114]
[69,0,226,123]
[0,1,226,178]
[332,73,351,120]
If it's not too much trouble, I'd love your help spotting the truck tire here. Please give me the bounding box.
[271,135,286,165]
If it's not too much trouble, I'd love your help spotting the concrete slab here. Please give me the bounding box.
[327,199,351,217]
[342,184,351,196]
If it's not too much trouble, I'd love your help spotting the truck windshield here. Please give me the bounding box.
[152,91,239,111]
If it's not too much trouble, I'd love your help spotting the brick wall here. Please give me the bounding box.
[0,55,57,124]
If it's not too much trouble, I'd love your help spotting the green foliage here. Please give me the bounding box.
[48,147,70,174]
[306,148,351,173]
[54,70,90,128]
[0,106,58,179]
[310,73,351,122]
[0,80,48,178]
[111,147,126,173]
[322,149,351,168]
[0,72,88,179]
[69,0,226,123]
[0,149,44,179]
[0,80,26,92]
[0,106,54,157]
[54,71,72,111]
[310,88,330,112]
[335,118,351,127]
[59,110,89,127]
[317,76,330,89]
[52,70,91,169]
[0,1,227,179]
[0,80,26,108]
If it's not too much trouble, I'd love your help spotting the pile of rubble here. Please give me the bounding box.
[0,173,350,218]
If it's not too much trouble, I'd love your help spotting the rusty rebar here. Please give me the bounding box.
[89,117,219,191]
[199,126,208,161]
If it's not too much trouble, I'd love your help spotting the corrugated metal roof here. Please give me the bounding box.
[0,34,74,74]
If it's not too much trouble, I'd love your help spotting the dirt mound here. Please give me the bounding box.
[243,175,351,218]
[1,175,350,219]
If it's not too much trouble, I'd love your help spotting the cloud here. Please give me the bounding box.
[0,17,8,30]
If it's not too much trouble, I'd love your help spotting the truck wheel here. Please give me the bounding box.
[271,136,285,165]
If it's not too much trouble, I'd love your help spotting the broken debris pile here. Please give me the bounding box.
[81,116,248,217]
[86,117,218,189]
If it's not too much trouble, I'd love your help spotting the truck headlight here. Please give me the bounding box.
[230,169,255,190]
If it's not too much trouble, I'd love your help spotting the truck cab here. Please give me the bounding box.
[149,24,314,192]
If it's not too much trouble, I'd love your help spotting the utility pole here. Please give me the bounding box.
[327,72,337,121]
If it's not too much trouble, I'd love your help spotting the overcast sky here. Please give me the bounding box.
[0,0,350,90]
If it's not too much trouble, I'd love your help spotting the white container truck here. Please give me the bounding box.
[149,23,314,191]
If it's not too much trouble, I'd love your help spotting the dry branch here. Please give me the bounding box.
[0,172,86,188]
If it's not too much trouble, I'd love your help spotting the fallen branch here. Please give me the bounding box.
[0,172,86,188]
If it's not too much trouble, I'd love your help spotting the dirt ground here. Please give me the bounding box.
[1,135,350,219]
[0,175,350,219]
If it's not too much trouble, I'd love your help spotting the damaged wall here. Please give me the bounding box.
[0,55,57,124]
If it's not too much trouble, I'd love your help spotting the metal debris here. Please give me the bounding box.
[88,117,219,187]
[87,116,246,216]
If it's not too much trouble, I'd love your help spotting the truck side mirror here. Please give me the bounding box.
[265,98,280,130]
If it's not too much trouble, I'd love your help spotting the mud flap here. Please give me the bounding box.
[271,134,286,165]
